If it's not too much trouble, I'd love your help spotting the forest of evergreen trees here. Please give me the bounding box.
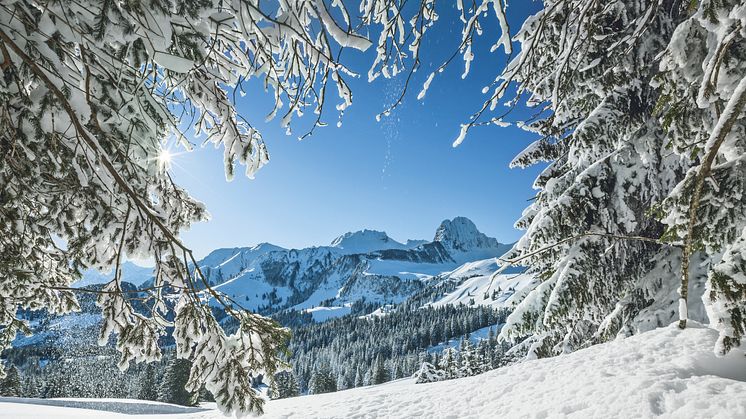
[0,303,510,403]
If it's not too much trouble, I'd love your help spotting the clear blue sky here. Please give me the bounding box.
[170,2,544,259]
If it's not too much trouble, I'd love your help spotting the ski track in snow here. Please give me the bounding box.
[3,323,746,418]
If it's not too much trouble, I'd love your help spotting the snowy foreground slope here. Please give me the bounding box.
[3,324,745,418]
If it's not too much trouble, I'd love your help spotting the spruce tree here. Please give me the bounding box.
[158,358,197,407]
[371,355,390,385]
[137,364,158,402]
[271,371,300,400]
[309,364,336,395]
[0,365,21,397]
[354,366,364,388]
[458,339,478,377]
[438,348,458,380]
[655,0,746,353]
[413,362,445,384]
[475,0,746,361]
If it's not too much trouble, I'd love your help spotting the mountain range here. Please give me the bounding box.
[75,216,513,321]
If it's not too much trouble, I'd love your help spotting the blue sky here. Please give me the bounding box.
[171,1,544,258]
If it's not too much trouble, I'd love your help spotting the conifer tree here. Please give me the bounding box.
[137,364,158,402]
[270,371,300,400]
[309,364,336,395]
[158,358,197,407]
[0,365,21,397]
[354,366,364,388]
[459,339,478,377]
[472,0,746,362]
[655,0,746,353]
[438,348,458,380]
[371,355,390,385]
[413,362,444,384]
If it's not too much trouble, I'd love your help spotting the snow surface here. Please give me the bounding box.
[304,305,352,322]
[0,397,212,418]
[4,324,745,418]
[365,258,456,280]
[264,323,746,418]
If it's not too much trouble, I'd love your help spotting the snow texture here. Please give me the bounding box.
[264,323,746,418]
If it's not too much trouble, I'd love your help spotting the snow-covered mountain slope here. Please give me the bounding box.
[64,217,512,320]
[73,261,154,287]
[191,217,512,318]
[426,258,538,309]
[5,324,744,418]
[263,323,746,418]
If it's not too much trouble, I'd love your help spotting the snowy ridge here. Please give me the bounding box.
[330,229,416,254]
[74,261,154,288]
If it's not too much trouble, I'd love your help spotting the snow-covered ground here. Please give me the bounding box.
[4,323,745,418]
[0,397,213,418]
[304,304,353,322]
[265,323,746,418]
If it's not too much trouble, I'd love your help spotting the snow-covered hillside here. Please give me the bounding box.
[330,229,417,254]
[4,324,745,418]
[266,323,746,418]
[426,258,537,310]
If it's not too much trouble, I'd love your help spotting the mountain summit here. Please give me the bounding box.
[330,229,409,254]
[434,217,506,256]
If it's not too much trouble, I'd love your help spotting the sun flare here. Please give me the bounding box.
[157,148,173,169]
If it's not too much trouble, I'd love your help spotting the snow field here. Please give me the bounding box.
[3,323,745,418]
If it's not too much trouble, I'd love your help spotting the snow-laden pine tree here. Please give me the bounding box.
[354,366,365,388]
[458,338,478,377]
[413,362,444,384]
[371,355,389,385]
[446,0,746,360]
[270,371,299,400]
[655,0,746,354]
[309,364,336,395]
[438,347,458,379]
